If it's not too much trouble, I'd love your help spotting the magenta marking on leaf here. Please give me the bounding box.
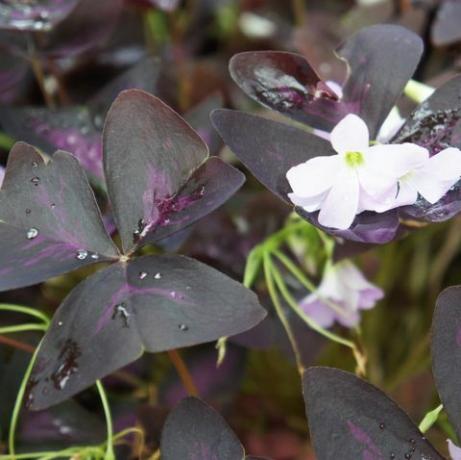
[95,283,194,334]
[347,421,383,459]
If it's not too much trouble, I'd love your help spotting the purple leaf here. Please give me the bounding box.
[432,0,461,46]
[229,25,422,138]
[0,58,161,180]
[0,0,78,32]
[229,50,345,131]
[211,109,334,202]
[104,90,244,254]
[0,107,104,179]
[0,142,118,291]
[160,397,245,460]
[0,51,28,104]
[432,286,461,439]
[338,24,423,138]
[304,367,444,460]
[28,255,266,409]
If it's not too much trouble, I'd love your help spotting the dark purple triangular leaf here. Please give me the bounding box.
[303,367,443,460]
[229,51,346,131]
[0,107,104,179]
[141,157,245,245]
[160,397,245,460]
[28,255,266,409]
[104,90,242,253]
[338,24,423,138]
[432,286,461,440]
[0,0,78,32]
[0,142,118,291]
[229,26,422,138]
[432,0,461,46]
[0,51,28,104]
[211,109,335,202]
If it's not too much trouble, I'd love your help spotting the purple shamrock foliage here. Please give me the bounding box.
[432,0,461,46]
[212,25,461,244]
[0,0,123,59]
[0,57,161,181]
[303,284,461,459]
[160,397,272,460]
[0,89,266,410]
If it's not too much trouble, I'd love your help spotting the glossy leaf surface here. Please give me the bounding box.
[29,255,266,409]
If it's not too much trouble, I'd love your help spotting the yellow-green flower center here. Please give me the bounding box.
[345,151,364,168]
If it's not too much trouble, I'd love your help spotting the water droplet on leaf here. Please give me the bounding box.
[26,227,39,239]
[178,324,188,331]
[154,272,162,279]
[139,271,148,280]
[30,176,40,185]
[75,249,88,260]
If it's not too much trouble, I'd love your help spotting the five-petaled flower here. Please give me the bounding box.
[287,113,461,230]
[299,260,383,328]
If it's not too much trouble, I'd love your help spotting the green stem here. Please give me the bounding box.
[403,79,434,104]
[8,342,41,458]
[0,132,14,151]
[0,324,48,335]
[96,380,115,460]
[0,304,50,326]
[263,252,304,373]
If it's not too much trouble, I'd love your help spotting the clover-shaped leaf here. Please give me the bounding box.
[104,89,245,254]
[15,89,264,410]
[0,57,160,181]
[432,286,461,441]
[230,25,422,138]
[29,256,264,409]
[0,142,118,291]
[160,397,270,460]
[304,367,444,460]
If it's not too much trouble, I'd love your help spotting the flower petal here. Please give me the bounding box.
[318,169,359,230]
[330,114,369,155]
[448,439,461,460]
[412,173,458,204]
[427,147,461,181]
[392,180,418,208]
[286,156,339,197]
[300,297,336,328]
[366,143,428,178]
[288,191,326,212]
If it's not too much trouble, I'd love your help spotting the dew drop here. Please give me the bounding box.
[31,161,38,168]
[75,249,88,260]
[50,203,56,209]
[389,454,395,460]
[379,422,385,430]
[30,176,40,185]
[90,253,99,260]
[26,227,39,239]
[139,271,148,280]
[170,291,177,298]
[178,323,189,331]
[154,272,162,280]
[25,208,31,215]
[57,321,63,327]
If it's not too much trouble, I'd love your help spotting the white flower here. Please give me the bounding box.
[299,260,383,328]
[287,113,427,229]
[448,439,461,460]
[390,147,461,209]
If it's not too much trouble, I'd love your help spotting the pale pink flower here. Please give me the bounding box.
[299,260,383,328]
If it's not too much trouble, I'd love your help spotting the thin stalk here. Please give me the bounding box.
[0,324,48,334]
[0,335,35,353]
[263,252,305,373]
[167,349,199,396]
[270,262,367,376]
[0,304,50,326]
[8,343,41,458]
[96,380,115,460]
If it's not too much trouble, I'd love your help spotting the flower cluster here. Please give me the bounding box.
[287,114,461,230]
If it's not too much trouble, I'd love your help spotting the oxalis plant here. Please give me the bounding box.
[2,12,461,460]
[0,89,266,459]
